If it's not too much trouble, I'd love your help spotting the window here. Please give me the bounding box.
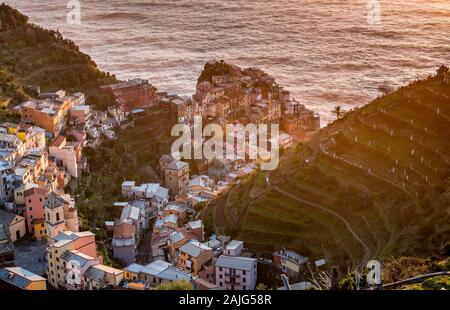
[29,207,32,211]
[28,199,31,204]
[219,267,222,272]
[56,212,60,221]
[219,274,222,279]
[243,285,246,290]
[39,198,42,202]
[243,270,246,275]
[243,278,246,283]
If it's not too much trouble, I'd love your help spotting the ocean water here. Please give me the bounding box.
[6,0,450,124]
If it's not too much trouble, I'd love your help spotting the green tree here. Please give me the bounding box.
[332,105,345,120]
[256,283,269,290]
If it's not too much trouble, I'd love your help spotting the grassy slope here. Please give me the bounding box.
[221,68,450,267]
[0,4,117,116]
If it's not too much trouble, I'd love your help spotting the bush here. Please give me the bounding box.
[441,241,450,257]
[156,280,193,290]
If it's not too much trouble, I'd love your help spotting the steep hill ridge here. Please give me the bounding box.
[0,4,116,112]
[225,67,450,267]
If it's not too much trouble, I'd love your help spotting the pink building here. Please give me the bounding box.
[24,187,48,234]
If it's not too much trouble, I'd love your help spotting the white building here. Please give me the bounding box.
[215,255,257,290]
[49,136,80,178]
[223,240,244,256]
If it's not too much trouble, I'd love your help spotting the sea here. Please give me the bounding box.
[6,0,450,124]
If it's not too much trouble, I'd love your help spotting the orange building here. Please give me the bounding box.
[19,99,69,136]
[177,241,212,275]
[101,79,158,112]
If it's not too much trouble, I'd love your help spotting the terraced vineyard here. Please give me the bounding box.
[232,67,450,267]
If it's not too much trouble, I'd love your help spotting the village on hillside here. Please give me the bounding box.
[0,61,326,290]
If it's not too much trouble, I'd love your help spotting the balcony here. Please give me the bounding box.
[225,277,241,285]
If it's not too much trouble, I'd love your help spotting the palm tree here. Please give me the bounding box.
[332,105,345,119]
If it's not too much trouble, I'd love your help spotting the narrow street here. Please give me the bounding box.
[136,229,153,265]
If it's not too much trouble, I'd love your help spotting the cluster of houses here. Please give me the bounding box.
[0,64,325,290]
[164,61,320,139]
[0,87,135,290]
[15,89,126,148]
[97,148,321,291]
[122,236,259,290]
[158,153,257,206]
[0,87,129,265]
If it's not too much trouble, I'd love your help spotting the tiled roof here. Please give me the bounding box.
[167,160,188,170]
[179,241,211,257]
[0,210,15,227]
[169,231,186,244]
[225,240,243,250]
[44,192,65,210]
[84,266,106,283]
[60,250,95,267]
[23,186,48,197]
[124,263,145,274]
[159,154,176,165]
[0,268,32,289]
[188,220,203,230]
[141,260,171,276]
[113,223,135,239]
[51,136,66,148]
[215,255,256,271]
[158,267,192,282]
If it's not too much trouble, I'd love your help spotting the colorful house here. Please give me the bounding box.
[0,267,47,290]
[24,187,48,235]
[32,218,46,240]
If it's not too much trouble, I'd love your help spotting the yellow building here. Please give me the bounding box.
[32,218,47,240]
[178,241,213,275]
[123,263,145,281]
[0,267,47,290]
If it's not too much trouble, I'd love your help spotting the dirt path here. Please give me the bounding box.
[267,173,371,269]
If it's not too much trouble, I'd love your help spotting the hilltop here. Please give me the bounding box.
[212,66,450,267]
[0,4,117,113]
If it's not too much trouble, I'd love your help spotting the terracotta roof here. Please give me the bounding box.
[51,136,66,148]
[24,187,48,198]
[113,222,135,239]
